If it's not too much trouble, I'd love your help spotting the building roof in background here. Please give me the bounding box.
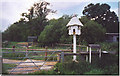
[106,33,119,36]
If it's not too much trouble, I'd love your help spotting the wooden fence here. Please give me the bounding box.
[2,44,115,74]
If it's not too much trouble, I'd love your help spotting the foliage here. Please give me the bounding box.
[2,2,119,49]
[38,15,72,46]
[3,2,119,46]
[2,20,28,41]
[28,54,118,75]
[91,54,118,69]
[2,63,17,74]
[54,54,118,75]
[22,1,56,21]
[83,3,119,33]
[80,20,106,44]
[84,69,104,74]
[2,42,19,48]
[21,0,56,36]
[28,70,58,75]
[2,1,55,41]
[99,42,118,55]
[80,16,89,24]
[103,64,119,74]
[91,54,118,75]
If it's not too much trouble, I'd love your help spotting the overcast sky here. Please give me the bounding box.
[0,0,119,32]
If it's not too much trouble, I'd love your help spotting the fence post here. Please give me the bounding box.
[12,46,15,52]
[89,47,92,63]
[86,46,89,62]
[0,56,2,74]
[25,46,28,57]
[57,53,61,62]
[99,49,101,58]
[45,46,48,61]
[61,52,64,63]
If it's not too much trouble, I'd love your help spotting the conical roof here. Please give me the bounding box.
[66,17,83,27]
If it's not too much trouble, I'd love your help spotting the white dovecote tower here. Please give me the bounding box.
[66,16,83,61]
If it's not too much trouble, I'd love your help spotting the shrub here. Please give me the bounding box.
[28,70,57,75]
[104,64,119,74]
[84,69,104,74]
[55,54,118,75]
[81,20,106,44]
[100,42,118,51]
[91,54,118,69]
[54,61,92,74]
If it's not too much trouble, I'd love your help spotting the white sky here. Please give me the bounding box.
[0,0,119,32]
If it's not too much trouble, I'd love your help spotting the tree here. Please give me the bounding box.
[3,1,56,42]
[80,16,89,25]
[38,15,72,46]
[83,3,119,33]
[3,24,22,41]
[21,1,56,36]
[22,1,56,21]
[2,19,29,41]
[38,24,54,46]
[80,20,106,44]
